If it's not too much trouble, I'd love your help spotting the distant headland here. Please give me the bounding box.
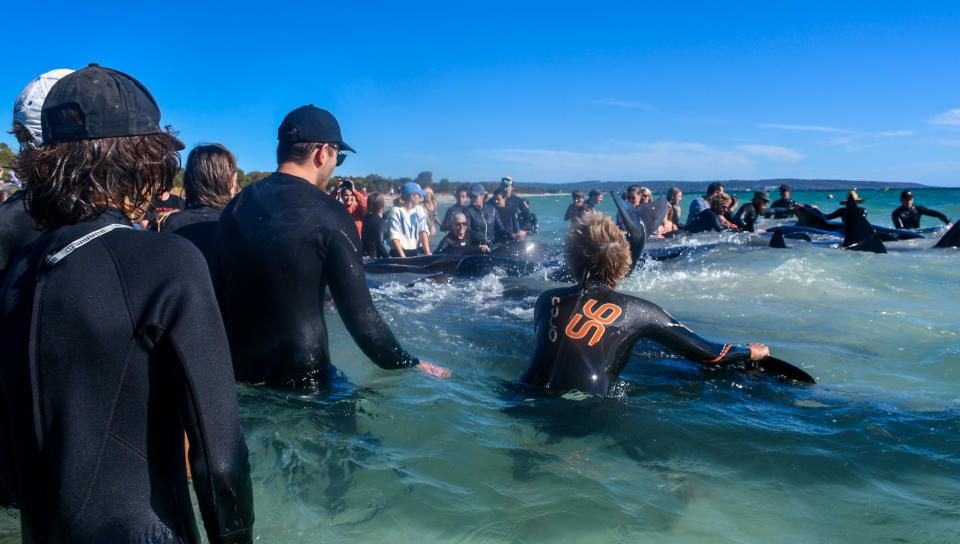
[510,178,939,195]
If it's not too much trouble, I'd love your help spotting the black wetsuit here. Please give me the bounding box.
[212,172,418,386]
[486,194,526,234]
[434,233,484,255]
[733,203,760,232]
[463,203,512,247]
[159,204,223,265]
[769,197,797,218]
[0,207,253,543]
[0,192,41,283]
[686,209,729,233]
[522,280,752,395]
[891,204,950,229]
[564,203,587,221]
[361,213,389,259]
[825,206,866,222]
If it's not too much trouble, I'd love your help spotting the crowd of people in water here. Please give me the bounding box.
[0,64,953,542]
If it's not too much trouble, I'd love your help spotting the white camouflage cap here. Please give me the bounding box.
[13,68,74,148]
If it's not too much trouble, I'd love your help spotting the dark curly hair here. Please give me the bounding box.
[17,129,182,229]
[183,143,237,209]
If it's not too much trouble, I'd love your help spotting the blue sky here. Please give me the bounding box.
[4,1,960,185]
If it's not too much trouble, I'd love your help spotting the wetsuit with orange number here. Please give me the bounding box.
[522,278,752,395]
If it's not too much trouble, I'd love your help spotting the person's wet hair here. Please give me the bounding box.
[493,187,508,199]
[710,192,732,209]
[183,143,237,209]
[11,122,32,144]
[367,192,386,215]
[19,129,182,229]
[565,214,632,287]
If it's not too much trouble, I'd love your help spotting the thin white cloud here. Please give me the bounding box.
[583,98,656,111]
[760,123,850,133]
[828,136,877,152]
[491,141,756,181]
[928,109,960,125]
[737,144,804,162]
[879,130,914,136]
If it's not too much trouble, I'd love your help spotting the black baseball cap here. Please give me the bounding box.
[41,63,180,148]
[278,105,355,152]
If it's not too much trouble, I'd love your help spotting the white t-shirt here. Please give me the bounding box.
[385,205,430,251]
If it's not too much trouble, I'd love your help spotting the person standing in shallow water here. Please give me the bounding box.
[564,190,587,221]
[1,68,74,285]
[212,105,449,386]
[891,190,951,229]
[522,214,769,396]
[159,143,240,265]
[0,63,253,543]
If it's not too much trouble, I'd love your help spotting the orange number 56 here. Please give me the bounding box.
[564,299,622,346]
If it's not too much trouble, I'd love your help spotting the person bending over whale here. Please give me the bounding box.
[521,214,769,396]
[891,190,951,230]
[213,105,448,386]
[0,64,253,542]
[686,193,740,233]
[463,184,517,249]
[435,211,489,255]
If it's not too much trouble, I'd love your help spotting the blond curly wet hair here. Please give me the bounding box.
[565,214,632,287]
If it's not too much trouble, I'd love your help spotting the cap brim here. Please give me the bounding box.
[339,141,356,153]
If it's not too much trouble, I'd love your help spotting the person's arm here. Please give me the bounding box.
[891,208,904,229]
[713,211,732,232]
[419,230,432,255]
[354,192,368,222]
[163,254,254,543]
[416,210,432,255]
[325,229,449,376]
[639,300,766,365]
[918,206,951,225]
[385,209,406,257]
[824,208,843,220]
[564,204,576,221]
[389,239,406,257]
[375,218,390,259]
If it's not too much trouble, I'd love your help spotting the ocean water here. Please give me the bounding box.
[2,188,958,542]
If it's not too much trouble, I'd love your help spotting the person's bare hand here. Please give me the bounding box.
[417,361,452,379]
[479,244,491,253]
[747,343,770,361]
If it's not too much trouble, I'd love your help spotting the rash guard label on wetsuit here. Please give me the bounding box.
[564,298,623,346]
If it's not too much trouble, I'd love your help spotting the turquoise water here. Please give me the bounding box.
[2,189,958,542]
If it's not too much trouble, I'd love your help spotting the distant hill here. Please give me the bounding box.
[511,178,932,194]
